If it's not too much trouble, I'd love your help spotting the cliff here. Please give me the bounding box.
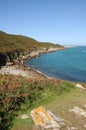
[0,30,64,67]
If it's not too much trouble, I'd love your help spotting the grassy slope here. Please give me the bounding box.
[47,88,86,130]
[0,74,75,130]
[0,74,86,130]
[11,88,86,130]
[0,31,62,53]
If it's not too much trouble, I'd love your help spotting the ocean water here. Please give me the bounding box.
[26,46,86,83]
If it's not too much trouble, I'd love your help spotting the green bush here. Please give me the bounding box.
[0,75,75,129]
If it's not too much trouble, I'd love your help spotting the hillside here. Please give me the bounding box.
[0,31,64,67]
[0,31,62,53]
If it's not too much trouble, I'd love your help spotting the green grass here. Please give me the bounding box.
[11,87,86,130]
[46,87,86,129]
[11,116,33,130]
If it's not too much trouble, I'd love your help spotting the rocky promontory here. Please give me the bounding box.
[0,30,65,67]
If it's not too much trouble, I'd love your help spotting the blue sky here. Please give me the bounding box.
[0,0,86,45]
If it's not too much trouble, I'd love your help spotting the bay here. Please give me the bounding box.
[26,46,86,83]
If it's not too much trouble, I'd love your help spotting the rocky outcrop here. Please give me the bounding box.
[0,53,7,67]
[0,47,65,68]
[30,106,78,130]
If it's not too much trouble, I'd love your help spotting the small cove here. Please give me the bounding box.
[26,46,86,83]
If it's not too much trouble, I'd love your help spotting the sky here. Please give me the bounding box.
[0,0,86,45]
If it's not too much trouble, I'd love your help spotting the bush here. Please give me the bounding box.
[0,75,75,129]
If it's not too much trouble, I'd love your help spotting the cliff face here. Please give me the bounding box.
[0,53,7,67]
[0,30,64,67]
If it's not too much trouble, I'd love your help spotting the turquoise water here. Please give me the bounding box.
[26,46,86,83]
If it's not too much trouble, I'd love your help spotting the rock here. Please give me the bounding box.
[20,114,29,119]
[69,106,86,117]
[30,106,76,130]
[76,83,85,89]
[84,104,86,108]
[83,124,86,128]
[67,126,78,130]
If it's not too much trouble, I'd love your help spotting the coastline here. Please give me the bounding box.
[0,47,64,80]
[0,46,86,85]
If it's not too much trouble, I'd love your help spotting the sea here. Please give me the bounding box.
[26,46,86,83]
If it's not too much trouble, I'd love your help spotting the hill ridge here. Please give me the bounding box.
[0,30,62,53]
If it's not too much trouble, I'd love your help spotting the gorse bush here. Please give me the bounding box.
[0,74,75,129]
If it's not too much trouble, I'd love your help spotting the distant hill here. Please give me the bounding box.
[0,31,62,53]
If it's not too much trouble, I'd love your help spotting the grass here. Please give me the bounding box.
[47,87,86,129]
[0,74,75,130]
[11,116,33,130]
[0,74,86,130]
[11,85,86,130]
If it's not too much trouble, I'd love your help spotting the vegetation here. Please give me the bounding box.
[11,87,86,130]
[0,31,62,53]
[0,30,64,67]
[0,74,75,130]
[0,31,85,130]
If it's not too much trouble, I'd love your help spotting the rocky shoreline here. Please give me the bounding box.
[0,65,49,80]
[0,47,65,80]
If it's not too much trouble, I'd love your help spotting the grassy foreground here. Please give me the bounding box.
[0,74,76,130]
[11,88,86,130]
